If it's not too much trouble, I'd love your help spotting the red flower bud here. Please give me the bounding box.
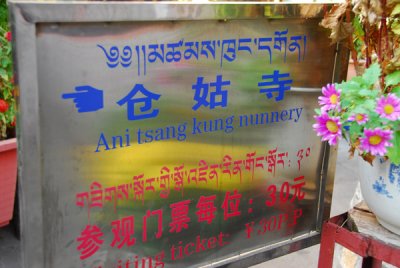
[11,116,16,127]
[0,99,9,113]
[4,31,11,42]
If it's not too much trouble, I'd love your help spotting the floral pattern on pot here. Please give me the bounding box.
[359,159,400,235]
[372,176,393,199]
[388,163,400,190]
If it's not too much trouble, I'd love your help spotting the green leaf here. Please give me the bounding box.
[1,124,6,139]
[352,15,364,37]
[364,112,381,127]
[352,76,365,85]
[349,123,362,141]
[392,3,400,16]
[1,57,9,67]
[363,99,376,110]
[0,68,7,81]
[385,70,400,87]
[314,109,321,115]
[393,21,400,35]
[352,106,368,114]
[387,131,400,165]
[341,99,351,108]
[337,80,361,93]
[3,89,9,99]
[359,89,379,98]
[362,63,381,86]
[392,86,400,95]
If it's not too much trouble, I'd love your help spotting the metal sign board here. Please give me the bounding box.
[9,1,347,267]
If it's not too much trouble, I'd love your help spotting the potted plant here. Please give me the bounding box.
[0,0,17,228]
[314,0,400,234]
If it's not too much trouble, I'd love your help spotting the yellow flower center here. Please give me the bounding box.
[384,104,394,115]
[330,94,338,104]
[369,135,382,145]
[326,120,339,133]
[356,114,364,121]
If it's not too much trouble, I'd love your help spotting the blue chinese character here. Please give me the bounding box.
[192,76,209,110]
[62,85,104,113]
[117,84,161,120]
[258,70,293,102]
[192,75,230,111]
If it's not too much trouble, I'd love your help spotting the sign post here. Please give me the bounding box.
[10,1,348,267]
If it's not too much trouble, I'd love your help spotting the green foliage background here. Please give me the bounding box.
[0,0,8,28]
[0,0,15,139]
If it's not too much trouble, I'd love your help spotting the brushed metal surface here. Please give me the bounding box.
[9,2,345,267]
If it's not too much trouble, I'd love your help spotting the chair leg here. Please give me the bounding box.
[318,222,337,268]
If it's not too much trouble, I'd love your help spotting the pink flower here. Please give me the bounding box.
[376,94,400,121]
[348,113,369,124]
[313,113,342,146]
[318,84,341,112]
[359,128,393,156]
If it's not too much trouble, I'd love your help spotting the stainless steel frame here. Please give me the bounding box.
[9,1,346,267]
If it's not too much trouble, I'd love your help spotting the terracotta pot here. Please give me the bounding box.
[359,157,400,235]
[0,138,17,228]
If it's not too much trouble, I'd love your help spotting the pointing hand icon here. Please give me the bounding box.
[62,85,104,113]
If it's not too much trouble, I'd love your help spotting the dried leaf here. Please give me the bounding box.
[388,47,400,69]
[349,139,360,158]
[320,3,349,30]
[352,0,366,16]
[352,0,383,24]
[329,22,353,43]
[300,5,323,18]
[349,145,356,158]
[369,0,383,16]
[361,153,375,165]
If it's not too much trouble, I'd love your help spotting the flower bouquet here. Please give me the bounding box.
[315,0,400,165]
[314,0,400,234]
[313,64,400,165]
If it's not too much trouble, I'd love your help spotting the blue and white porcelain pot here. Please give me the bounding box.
[360,158,400,235]
[359,158,400,235]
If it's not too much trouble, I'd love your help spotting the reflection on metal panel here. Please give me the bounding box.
[10,2,344,268]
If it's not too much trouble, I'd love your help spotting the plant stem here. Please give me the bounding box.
[379,0,385,89]
[347,5,359,67]
[364,0,372,68]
